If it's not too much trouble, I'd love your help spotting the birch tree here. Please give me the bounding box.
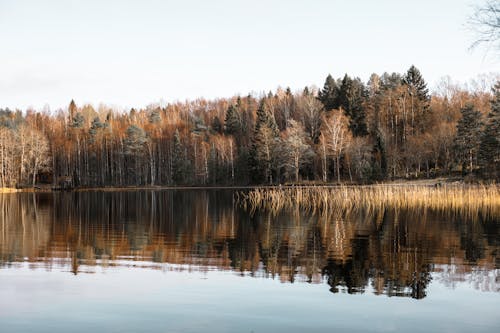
[320,112,351,183]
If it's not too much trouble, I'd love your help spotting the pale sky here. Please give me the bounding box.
[0,0,497,111]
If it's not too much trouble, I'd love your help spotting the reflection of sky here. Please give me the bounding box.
[1,264,499,333]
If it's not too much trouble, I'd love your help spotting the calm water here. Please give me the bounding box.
[0,190,498,332]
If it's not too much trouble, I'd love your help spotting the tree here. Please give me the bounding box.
[68,99,77,120]
[453,104,483,174]
[71,112,85,129]
[318,74,339,111]
[124,125,148,185]
[346,136,372,182]
[0,127,16,187]
[253,126,281,184]
[371,128,388,181]
[320,112,351,183]
[124,125,148,156]
[89,117,104,143]
[16,124,30,184]
[337,74,368,136]
[148,109,161,124]
[26,129,51,187]
[468,0,500,52]
[255,98,278,135]
[172,129,189,184]
[402,66,430,105]
[250,100,281,184]
[297,94,324,143]
[478,82,500,178]
[283,120,313,182]
[224,104,241,135]
[402,65,430,134]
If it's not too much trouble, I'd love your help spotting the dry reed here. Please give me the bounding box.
[237,185,500,218]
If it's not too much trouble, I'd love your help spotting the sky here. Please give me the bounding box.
[0,0,498,111]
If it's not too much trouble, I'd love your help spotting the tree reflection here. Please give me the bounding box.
[0,190,498,299]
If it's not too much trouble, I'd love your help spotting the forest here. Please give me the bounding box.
[0,65,499,188]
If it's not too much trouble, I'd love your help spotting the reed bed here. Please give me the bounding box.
[0,188,19,193]
[237,185,500,218]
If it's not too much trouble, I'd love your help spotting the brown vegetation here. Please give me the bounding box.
[238,185,500,218]
[0,68,498,188]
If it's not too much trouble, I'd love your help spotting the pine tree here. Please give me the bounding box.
[318,74,339,111]
[403,65,429,104]
[68,99,77,122]
[148,109,161,124]
[124,125,148,156]
[337,74,368,136]
[478,82,500,178]
[249,99,280,183]
[89,117,104,143]
[303,86,311,96]
[211,116,223,134]
[402,65,431,133]
[172,129,188,184]
[453,104,483,174]
[124,125,149,185]
[71,112,84,129]
[224,105,240,135]
[371,127,388,181]
[254,99,278,135]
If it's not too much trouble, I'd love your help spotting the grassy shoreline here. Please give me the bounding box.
[0,178,497,194]
[237,184,500,218]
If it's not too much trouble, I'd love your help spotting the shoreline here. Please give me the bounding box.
[1,178,496,193]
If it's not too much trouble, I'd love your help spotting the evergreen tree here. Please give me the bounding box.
[303,86,311,96]
[148,109,161,124]
[318,74,339,111]
[453,104,483,174]
[249,99,280,183]
[124,125,148,185]
[402,65,430,105]
[89,117,104,143]
[124,125,148,156]
[478,82,500,178]
[371,128,388,181]
[402,65,431,133]
[254,99,278,135]
[71,112,84,129]
[172,129,188,184]
[224,105,240,135]
[68,99,77,121]
[337,75,368,136]
[211,116,223,133]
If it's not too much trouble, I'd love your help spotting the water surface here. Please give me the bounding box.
[0,190,498,332]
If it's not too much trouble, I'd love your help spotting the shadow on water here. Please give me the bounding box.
[0,190,498,299]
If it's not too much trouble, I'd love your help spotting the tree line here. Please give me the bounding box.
[0,65,499,188]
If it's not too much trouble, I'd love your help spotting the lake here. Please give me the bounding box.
[0,190,498,332]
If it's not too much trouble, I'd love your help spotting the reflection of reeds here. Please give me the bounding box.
[238,185,500,218]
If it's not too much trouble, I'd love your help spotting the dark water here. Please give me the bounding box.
[0,190,498,332]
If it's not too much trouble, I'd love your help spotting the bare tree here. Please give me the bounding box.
[283,120,313,182]
[16,125,30,184]
[27,130,51,187]
[296,94,324,143]
[0,128,16,187]
[468,0,500,52]
[320,112,351,183]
